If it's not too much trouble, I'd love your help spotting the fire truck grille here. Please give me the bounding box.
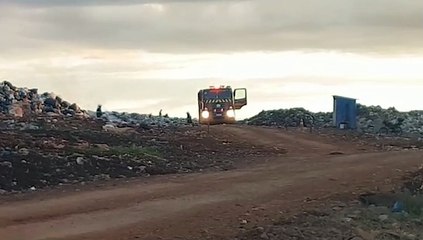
[204,99,231,103]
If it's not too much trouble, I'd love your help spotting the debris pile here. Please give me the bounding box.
[357,105,423,135]
[244,105,423,135]
[0,81,87,118]
[92,111,196,128]
[243,108,332,128]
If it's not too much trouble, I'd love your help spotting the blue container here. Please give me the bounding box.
[333,95,357,129]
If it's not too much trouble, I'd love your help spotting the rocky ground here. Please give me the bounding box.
[237,168,423,240]
[238,202,423,240]
[1,111,421,194]
[0,115,282,193]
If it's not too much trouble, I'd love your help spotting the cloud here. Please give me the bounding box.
[0,0,422,55]
[2,0,242,7]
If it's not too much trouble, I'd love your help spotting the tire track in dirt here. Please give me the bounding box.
[216,125,348,155]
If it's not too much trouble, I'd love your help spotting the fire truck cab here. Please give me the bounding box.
[197,85,247,125]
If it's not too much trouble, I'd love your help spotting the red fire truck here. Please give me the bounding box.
[197,86,247,124]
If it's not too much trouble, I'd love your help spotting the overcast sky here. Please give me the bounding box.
[1,0,423,119]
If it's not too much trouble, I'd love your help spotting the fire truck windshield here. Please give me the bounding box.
[202,89,232,99]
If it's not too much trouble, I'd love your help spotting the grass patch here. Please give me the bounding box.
[403,194,423,217]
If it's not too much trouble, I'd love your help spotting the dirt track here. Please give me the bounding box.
[0,125,422,240]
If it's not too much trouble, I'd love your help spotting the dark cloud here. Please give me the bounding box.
[0,0,422,54]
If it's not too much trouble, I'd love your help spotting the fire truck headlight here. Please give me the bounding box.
[226,110,235,118]
[201,111,209,119]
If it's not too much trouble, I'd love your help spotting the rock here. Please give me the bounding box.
[406,234,417,239]
[137,166,147,172]
[260,233,269,240]
[94,174,111,181]
[103,124,116,131]
[347,214,359,219]
[44,97,57,107]
[0,189,7,194]
[94,144,110,150]
[332,206,343,211]
[337,202,347,208]
[0,161,12,168]
[18,148,29,156]
[378,214,389,221]
[76,157,85,165]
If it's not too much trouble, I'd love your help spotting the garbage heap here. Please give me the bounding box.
[244,105,423,135]
[92,111,196,129]
[243,108,332,128]
[357,105,423,135]
[0,81,87,118]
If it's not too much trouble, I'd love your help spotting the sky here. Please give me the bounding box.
[1,0,423,119]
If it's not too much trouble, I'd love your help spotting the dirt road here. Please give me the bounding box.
[0,125,422,240]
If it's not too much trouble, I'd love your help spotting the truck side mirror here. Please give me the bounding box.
[234,88,247,109]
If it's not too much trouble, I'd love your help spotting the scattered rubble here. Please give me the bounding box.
[90,110,196,129]
[238,166,423,240]
[0,116,278,193]
[403,166,423,195]
[0,81,88,118]
[238,201,423,240]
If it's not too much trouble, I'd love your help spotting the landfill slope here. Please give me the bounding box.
[244,105,423,135]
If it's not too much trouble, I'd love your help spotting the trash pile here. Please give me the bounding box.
[0,81,87,118]
[357,105,423,135]
[92,110,196,129]
[243,108,332,128]
[244,105,423,135]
